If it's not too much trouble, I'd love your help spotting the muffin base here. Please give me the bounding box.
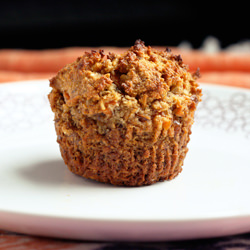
[55,115,190,186]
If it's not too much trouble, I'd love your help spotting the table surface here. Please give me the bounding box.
[1,230,250,249]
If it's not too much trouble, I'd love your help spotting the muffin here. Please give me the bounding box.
[48,40,202,186]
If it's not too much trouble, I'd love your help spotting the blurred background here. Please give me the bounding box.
[0,0,249,49]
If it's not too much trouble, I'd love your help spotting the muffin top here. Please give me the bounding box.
[49,40,202,143]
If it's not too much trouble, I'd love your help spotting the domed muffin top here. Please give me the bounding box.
[49,40,202,142]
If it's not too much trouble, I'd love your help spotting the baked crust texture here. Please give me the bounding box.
[48,40,202,186]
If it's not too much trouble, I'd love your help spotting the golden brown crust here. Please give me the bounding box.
[48,40,202,186]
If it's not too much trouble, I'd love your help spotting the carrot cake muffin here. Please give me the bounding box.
[48,40,202,186]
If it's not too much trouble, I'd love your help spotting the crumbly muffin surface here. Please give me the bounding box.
[49,40,202,186]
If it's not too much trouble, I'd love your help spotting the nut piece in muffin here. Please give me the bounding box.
[48,40,202,186]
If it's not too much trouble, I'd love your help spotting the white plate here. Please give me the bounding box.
[0,80,250,242]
